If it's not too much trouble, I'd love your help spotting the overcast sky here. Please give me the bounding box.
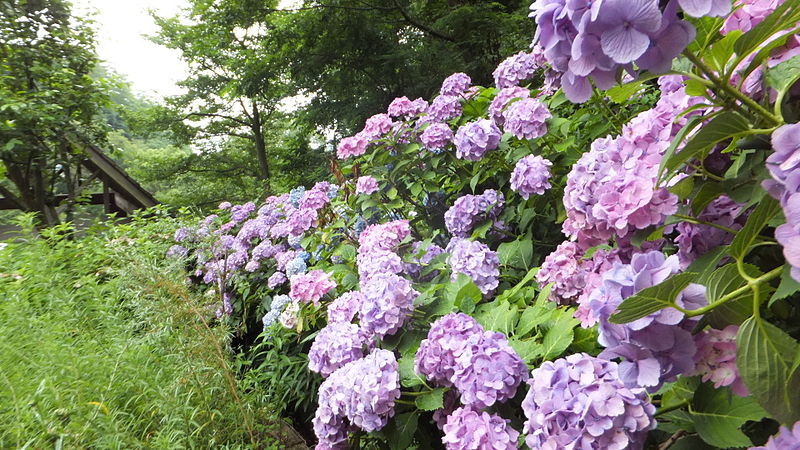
[73,0,190,99]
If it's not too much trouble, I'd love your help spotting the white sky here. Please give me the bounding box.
[73,0,190,99]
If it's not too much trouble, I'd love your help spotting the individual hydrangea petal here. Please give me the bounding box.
[522,353,656,449]
[442,407,519,450]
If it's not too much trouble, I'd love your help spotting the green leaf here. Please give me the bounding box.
[729,196,781,260]
[497,238,533,270]
[734,0,800,59]
[508,337,543,364]
[541,310,578,360]
[690,246,730,285]
[669,435,716,450]
[703,263,768,327]
[473,300,518,335]
[382,412,418,450]
[415,388,445,411]
[609,272,698,324]
[769,264,800,306]
[737,317,800,425]
[691,383,767,448]
[605,75,656,103]
[691,182,726,215]
[445,273,482,315]
[398,356,424,388]
[515,303,554,338]
[670,176,695,201]
[768,55,800,99]
[660,112,751,184]
[707,30,742,74]
[469,173,480,193]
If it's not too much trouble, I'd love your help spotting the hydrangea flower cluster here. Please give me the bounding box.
[587,251,707,390]
[289,270,337,305]
[313,349,400,447]
[444,189,505,238]
[489,86,530,125]
[522,353,656,449]
[530,0,698,102]
[262,294,291,329]
[442,407,519,450]
[751,421,800,450]
[428,95,462,122]
[279,301,300,329]
[440,72,472,96]
[419,122,454,151]
[722,0,778,34]
[693,325,749,396]
[404,241,445,280]
[327,291,364,323]
[416,313,528,409]
[502,97,551,139]
[387,96,428,118]
[510,154,553,199]
[359,272,418,338]
[453,119,501,161]
[446,238,500,295]
[355,176,379,195]
[267,271,287,288]
[764,123,800,282]
[337,134,368,159]
[492,50,544,88]
[308,322,366,377]
[675,195,745,268]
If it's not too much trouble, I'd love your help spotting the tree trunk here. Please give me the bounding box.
[251,101,270,182]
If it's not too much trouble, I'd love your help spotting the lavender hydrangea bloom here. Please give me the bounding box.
[174,227,191,242]
[268,271,288,289]
[327,291,365,323]
[404,241,446,280]
[361,113,395,140]
[356,176,379,195]
[286,208,318,236]
[440,73,472,96]
[313,349,400,447]
[388,96,427,117]
[452,330,529,409]
[308,322,366,377]
[357,249,404,280]
[489,86,529,125]
[675,195,744,268]
[416,313,485,386]
[677,0,732,17]
[536,241,587,304]
[444,190,504,238]
[447,238,500,295]
[442,407,519,450]
[722,0,777,34]
[252,240,280,261]
[588,251,707,390]
[428,95,462,122]
[230,202,256,223]
[510,155,553,199]
[337,134,368,159]
[522,353,656,449]
[454,119,502,161]
[218,201,232,210]
[167,245,188,258]
[493,51,542,88]
[693,325,749,396]
[764,123,800,282]
[420,123,454,151]
[503,98,551,140]
[359,272,418,338]
[300,188,330,210]
[751,422,800,450]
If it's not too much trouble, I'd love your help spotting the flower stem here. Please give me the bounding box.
[655,399,690,417]
[679,265,783,317]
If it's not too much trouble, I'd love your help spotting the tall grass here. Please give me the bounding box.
[0,212,301,449]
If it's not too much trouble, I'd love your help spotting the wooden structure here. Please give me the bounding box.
[0,133,158,217]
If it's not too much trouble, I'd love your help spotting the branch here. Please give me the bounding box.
[0,183,25,210]
[181,112,252,127]
[391,0,455,42]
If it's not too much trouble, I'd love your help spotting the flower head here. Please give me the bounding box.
[290,270,337,305]
[309,322,366,377]
[356,176,379,195]
[510,155,553,199]
[442,407,519,450]
[454,120,501,161]
[447,238,500,295]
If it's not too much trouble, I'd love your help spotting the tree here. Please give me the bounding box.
[0,0,108,225]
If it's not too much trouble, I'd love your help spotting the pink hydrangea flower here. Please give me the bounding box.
[356,176,379,195]
[336,134,368,159]
[289,270,337,305]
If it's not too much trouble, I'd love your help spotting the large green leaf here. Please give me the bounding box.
[415,388,445,411]
[734,0,800,58]
[609,272,698,324]
[769,264,800,306]
[472,299,518,335]
[767,55,800,98]
[659,112,750,183]
[497,238,533,270]
[702,263,766,327]
[541,311,578,360]
[445,273,482,315]
[737,317,800,424]
[398,356,424,388]
[382,412,418,450]
[729,196,781,260]
[508,337,543,364]
[690,383,767,448]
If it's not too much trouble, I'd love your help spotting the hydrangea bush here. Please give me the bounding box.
[171,1,800,448]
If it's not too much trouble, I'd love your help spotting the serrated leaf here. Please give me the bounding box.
[703,263,767,327]
[398,356,424,388]
[445,273,482,315]
[497,238,533,270]
[737,317,800,425]
[691,182,726,215]
[691,383,767,448]
[605,75,655,103]
[473,299,518,335]
[660,112,750,184]
[541,310,578,360]
[508,337,543,364]
[769,264,800,306]
[516,304,554,338]
[609,272,698,324]
[415,388,445,411]
[382,412,418,450]
[708,30,742,74]
[729,196,781,260]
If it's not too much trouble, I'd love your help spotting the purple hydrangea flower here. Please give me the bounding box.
[447,238,500,295]
[675,195,745,268]
[337,134,368,159]
[404,241,446,280]
[428,95,463,122]
[300,187,330,210]
[308,322,366,377]
[444,190,504,238]
[454,119,502,161]
[388,96,427,117]
[722,0,777,34]
[230,202,256,223]
[244,260,260,272]
[510,155,553,199]
[416,313,485,386]
[358,272,418,338]
[693,325,749,396]
[587,251,707,390]
[358,220,411,252]
[356,176,379,195]
[218,201,232,210]
[502,98,551,140]
[268,271,288,289]
[442,407,520,450]
[286,208,318,236]
[361,113,395,140]
[420,122,454,151]
[174,227,192,242]
[522,353,656,449]
[493,51,543,88]
[327,291,365,323]
[764,123,800,282]
[290,270,337,305]
[357,249,404,281]
[677,0,732,17]
[536,241,587,305]
[751,421,800,450]
[166,244,188,258]
[441,72,472,96]
[489,86,530,125]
